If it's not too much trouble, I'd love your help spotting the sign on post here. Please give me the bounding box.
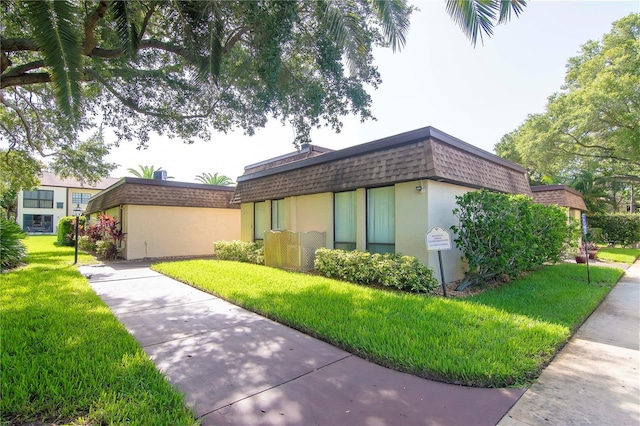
[426,227,452,251]
[426,227,451,297]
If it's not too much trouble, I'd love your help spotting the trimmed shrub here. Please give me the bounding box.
[214,240,264,265]
[56,216,85,246]
[314,248,439,293]
[78,235,96,253]
[451,190,570,289]
[1,219,26,270]
[587,214,640,247]
[95,240,119,260]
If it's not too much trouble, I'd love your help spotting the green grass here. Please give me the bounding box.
[153,260,623,388]
[596,247,640,264]
[1,236,197,425]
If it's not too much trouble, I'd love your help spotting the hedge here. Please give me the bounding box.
[587,213,640,246]
[213,240,264,265]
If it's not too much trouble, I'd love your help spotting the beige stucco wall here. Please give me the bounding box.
[395,181,430,265]
[292,193,333,244]
[121,205,240,260]
[240,202,255,242]
[426,181,474,283]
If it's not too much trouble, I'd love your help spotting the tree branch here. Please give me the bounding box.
[86,68,209,120]
[1,72,51,88]
[2,60,45,78]
[224,27,250,53]
[84,1,110,55]
[0,37,39,52]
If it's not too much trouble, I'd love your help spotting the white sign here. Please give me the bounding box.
[426,227,452,251]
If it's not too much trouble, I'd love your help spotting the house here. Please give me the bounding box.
[85,175,240,260]
[17,172,119,234]
[231,126,532,283]
[530,185,587,221]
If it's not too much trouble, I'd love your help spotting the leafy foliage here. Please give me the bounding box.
[451,190,570,289]
[213,240,264,265]
[495,13,640,212]
[195,172,234,186]
[314,248,439,293]
[56,216,85,246]
[0,218,26,270]
[1,0,525,183]
[0,150,42,220]
[587,213,640,247]
[80,213,125,259]
[127,165,171,179]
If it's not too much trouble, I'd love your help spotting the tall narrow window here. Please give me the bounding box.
[367,186,395,254]
[271,199,285,230]
[334,191,356,250]
[254,201,266,242]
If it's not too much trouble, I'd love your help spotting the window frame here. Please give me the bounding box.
[23,190,54,209]
[271,198,285,230]
[254,201,266,242]
[333,190,357,251]
[366,186,395,255]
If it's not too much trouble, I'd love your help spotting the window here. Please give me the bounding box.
[72,192,92,204]
[23,190,54,208]
[56,202,64,209]
[334,191,356,250]
[254,201,266,242]
[367,186,395,254]
[23,214,54,233]
[271,199,285,230]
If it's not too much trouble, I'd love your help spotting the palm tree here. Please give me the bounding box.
[195,172,235,186]
[127,165,172,179]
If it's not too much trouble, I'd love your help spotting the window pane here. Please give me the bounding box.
[367,186,395,253]
[271,199,285,230]
[254,202,266,241]
[334,191,356,248]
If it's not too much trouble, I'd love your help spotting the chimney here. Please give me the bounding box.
[153,170,167,180]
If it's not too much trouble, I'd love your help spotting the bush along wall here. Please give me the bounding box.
[56,216,86,246]
[214,240,264,265]
[314,248,439,293]
[587,213,640,247]
[451,190,569,290]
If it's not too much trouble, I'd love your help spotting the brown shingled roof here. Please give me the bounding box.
[85,178,239,214]
[531,185,588,211]
[232,126,531,203]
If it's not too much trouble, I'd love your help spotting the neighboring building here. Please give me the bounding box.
[231,126,532,283]
[530,185,588,221]
[17,172,119,234]
[85,176,240,260]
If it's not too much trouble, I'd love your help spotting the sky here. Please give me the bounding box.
[103,1,639,183]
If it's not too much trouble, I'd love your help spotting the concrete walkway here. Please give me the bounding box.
[498,259,640,426]
[79,259,639,425]
[79,263,523,425]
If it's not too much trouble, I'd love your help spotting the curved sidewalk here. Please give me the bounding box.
[80,263,523,425]
[80,259,639,425]
[499,259,640,425]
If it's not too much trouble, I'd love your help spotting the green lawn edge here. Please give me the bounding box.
[153,259,624,388]
[1,236,198,425]
[596,247,640,264]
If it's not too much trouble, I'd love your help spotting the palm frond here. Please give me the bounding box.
[26,0,82,119]
[111,0,140,57]
[446,0,527,47]
[317,1,367,76]
[370,0,412,52]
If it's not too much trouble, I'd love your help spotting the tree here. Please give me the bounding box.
[496,13,640,211]
[2,0,526,182]
[127,165,171,179]
[0,149,42,220]
[195,172,234,186]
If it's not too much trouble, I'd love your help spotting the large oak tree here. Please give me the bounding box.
[1,0,525,183]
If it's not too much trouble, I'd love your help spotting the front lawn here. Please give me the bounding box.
[596,247,640,264]
[153,260,623,388]
[1,236,197,425]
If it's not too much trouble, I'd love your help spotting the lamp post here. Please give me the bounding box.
[73,203,82,264]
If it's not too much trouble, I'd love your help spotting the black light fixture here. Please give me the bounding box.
[73,203,82,264]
